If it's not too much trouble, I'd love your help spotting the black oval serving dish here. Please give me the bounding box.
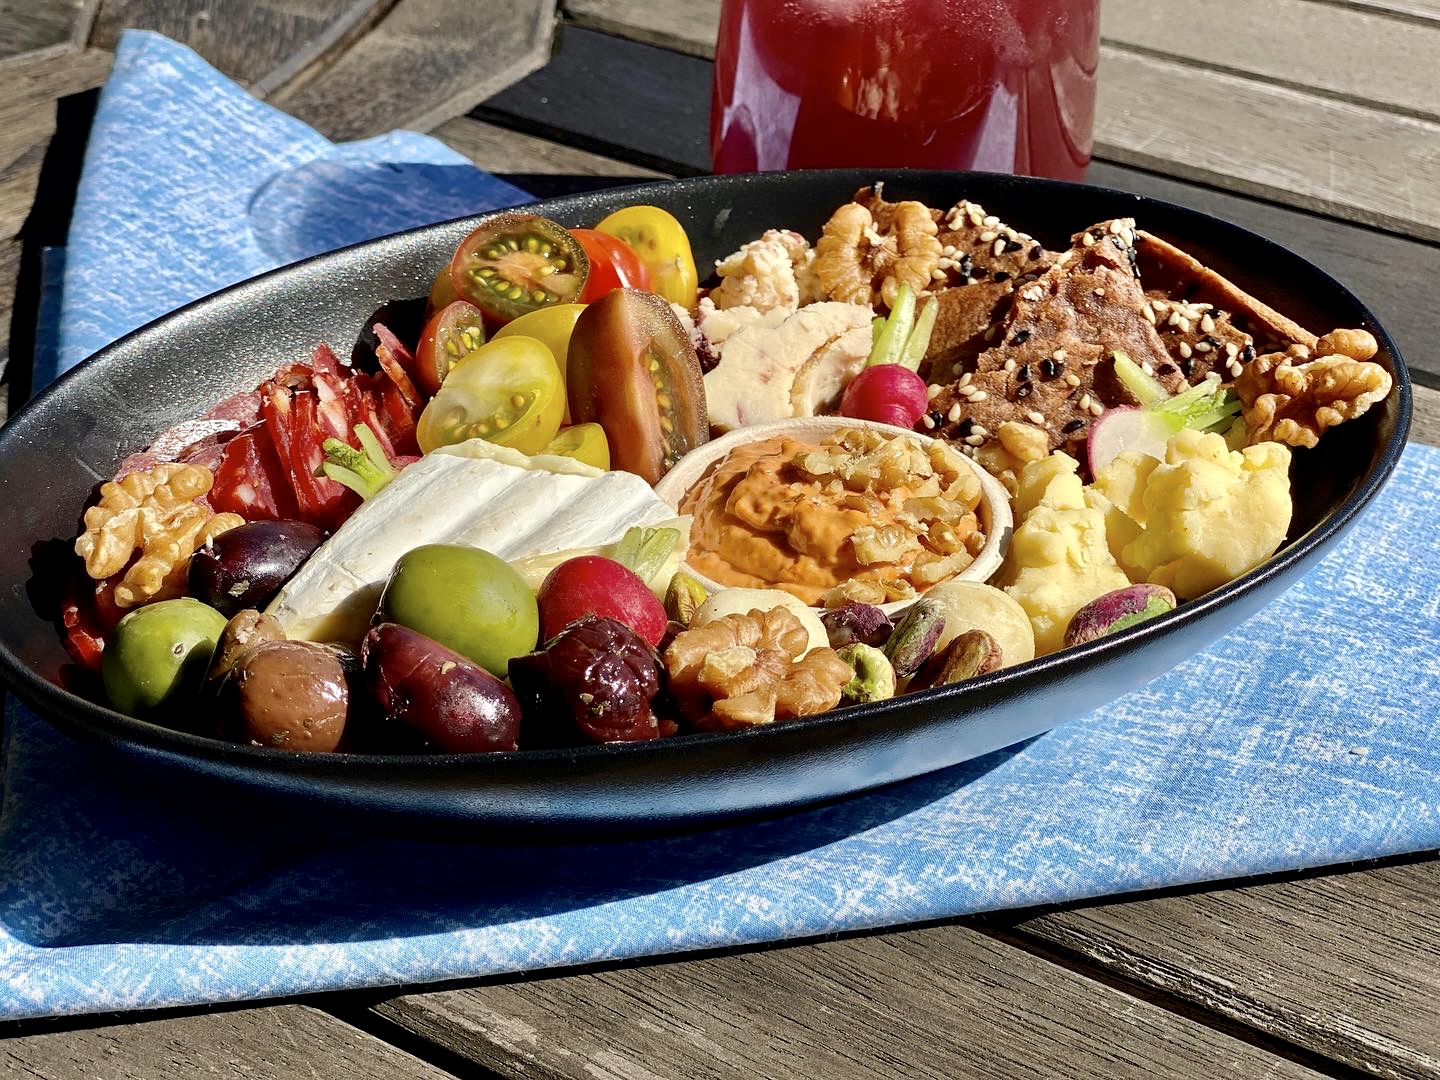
[0,170,1412,833]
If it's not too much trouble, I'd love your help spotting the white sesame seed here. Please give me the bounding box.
[965,434,984,446]
[992,239,1006,258]
[982,215,1000,227]
[1109,219,1126,235]
[1226,342,1239,358]
[979,230,998,243]
[1168,311,1181,327]
[959,372,973,386]
[1179,341,1193,359]
[1082,232,1096,247]
[1053,349,1067,361]
[931,268,946,281]
[1120,227,1135,247]
[959,384,977,398]
[1089,400,1105,416]
[922,414,936,430]
[971,391,989,402]
[1021,286,1043,301]
[965,276,977,286]
[942,244,957,256]
[1063,372,1081,387]
[1194,341,1212,353]
[927,383,943,400]
[1143,303,1157,324]
[1078,393,1092,411]
[1152,299,1169,312]
[1093,288,1106,297]
[1025,410,1046,425]
[1141,361,1155,376]
[1004,358,1017,372]
[947,403,962,423]
[1227,359,1243,377]
[1179,317,1192,334]
[971,425,990,437]
[1200,314,1216,334]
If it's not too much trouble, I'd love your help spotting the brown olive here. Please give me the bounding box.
[223,640,350,752]
[206,609,286,686]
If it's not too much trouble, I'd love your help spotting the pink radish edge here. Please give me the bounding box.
[1086,407,1180,475]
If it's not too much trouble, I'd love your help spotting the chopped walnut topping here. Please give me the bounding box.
[814,200,941,309]
[74,462,244,608]
[664,607,853,730]
[1235,337,1392,448]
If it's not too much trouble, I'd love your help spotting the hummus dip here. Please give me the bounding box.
[679,427,986,606]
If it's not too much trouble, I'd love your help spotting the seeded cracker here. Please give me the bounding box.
[929,219,1185,457]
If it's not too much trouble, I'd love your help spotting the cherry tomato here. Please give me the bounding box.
[543,423,610,470]
[493,303,587,425]
[570,229,652,302]
[426,266,458,321]
[417,335,566,456]
[593,206,699,309]
[840,365,929,428]
[449,213,588,324]
[415,300,487,396]
[566,289,707,484]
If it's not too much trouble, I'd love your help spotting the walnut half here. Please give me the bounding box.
[664,607,854,730]
[74,461,244,608]
[1235,328,1391,449]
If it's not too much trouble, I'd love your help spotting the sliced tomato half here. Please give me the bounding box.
[566,289,708,484]
[415,300,486,396]
[449,213,588,324]
[593,206,699,309]
[571,228,652,303]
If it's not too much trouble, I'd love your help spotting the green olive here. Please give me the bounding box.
[379,545,539,677]
[102,598,228,719]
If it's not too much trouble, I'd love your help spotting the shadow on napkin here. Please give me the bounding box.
[0,709,1027,950]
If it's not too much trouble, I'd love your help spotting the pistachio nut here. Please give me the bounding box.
[664,570,709,626]
[883,598,946,678]
[836,643,896,705]
[910,628,1002,691]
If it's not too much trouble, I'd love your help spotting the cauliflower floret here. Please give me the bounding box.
[1120,429,1292,600]
[1091,450,1159,569]
[1001,453,1133,655]
[709,229,821,313]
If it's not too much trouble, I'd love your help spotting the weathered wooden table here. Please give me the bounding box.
[2,2,1437,1077]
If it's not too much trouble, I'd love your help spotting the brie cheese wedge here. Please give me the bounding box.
[267,440,677,644]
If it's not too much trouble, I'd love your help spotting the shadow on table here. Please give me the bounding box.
[0,706,1031,950]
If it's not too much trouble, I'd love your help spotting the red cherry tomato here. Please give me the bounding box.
[537,555,668,647]
[570,229,652,303]
[449,213,588,324]
[840,366,929,428]
[415,300,487,396]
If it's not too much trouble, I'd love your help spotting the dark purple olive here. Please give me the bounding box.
[508,615,673,747]
[189,520,325,617]
[361,623,520,753]
[220,640,350,752]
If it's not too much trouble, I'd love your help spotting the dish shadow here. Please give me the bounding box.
[0,713,1032,951]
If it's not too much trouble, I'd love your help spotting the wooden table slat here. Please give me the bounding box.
[0,1004,456,1080]
[374,928,1327,1080]
[269,0,556,141]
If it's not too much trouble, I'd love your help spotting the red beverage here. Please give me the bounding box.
[710,0,1100,179]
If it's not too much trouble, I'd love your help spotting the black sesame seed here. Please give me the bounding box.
[992,271,1011,282]
[928,410,945,427]
[955,418,974,437]
[1010,329,1031,345]
[957,254,973,276]
[972,266,989,279]
[1003,239,1023,253]
[1016,383,1033,399]
[1017,364,1031,381]
[1029,246,1043,260]
[1156,363,1179,377]
[1241,344,1256,363]
[1040,357,1063,377]
[1180,357,1197,377]
[1203,335,1222,348]
[1063,419,1087,434]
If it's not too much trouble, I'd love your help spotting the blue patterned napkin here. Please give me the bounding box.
[3,31,1438,1021]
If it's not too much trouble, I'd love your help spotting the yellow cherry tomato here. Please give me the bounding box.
[417,335,565,456]
[594,205,699,309]
[493,303,586,424]
[542,423,611,470]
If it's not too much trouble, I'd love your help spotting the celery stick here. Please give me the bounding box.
[865,283,915,368]
[319,423,397,499]
[897,296,939,372]
[1113,350,1170,407]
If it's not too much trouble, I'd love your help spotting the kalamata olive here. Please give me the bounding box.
[220,639,350,752]
[189,520,325,617]
[361,623,520,753]
[102,598,228,720]
[508,615,672,747]
[206,608,286,686]
[379,544,539,678]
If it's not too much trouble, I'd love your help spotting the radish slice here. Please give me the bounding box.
[1086,406,1182,476]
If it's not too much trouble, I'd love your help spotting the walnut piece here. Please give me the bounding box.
[664,607,854,730]
[814,200,941,309]
[1235,333,1392,449]
[74,462,245,608]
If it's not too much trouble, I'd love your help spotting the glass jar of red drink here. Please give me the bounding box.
[710,0,1100,180]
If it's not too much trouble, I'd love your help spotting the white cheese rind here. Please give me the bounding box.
[267,448,676,644]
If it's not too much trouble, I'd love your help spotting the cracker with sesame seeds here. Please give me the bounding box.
[929,219,1195,457]
[1135,231,1318,355]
